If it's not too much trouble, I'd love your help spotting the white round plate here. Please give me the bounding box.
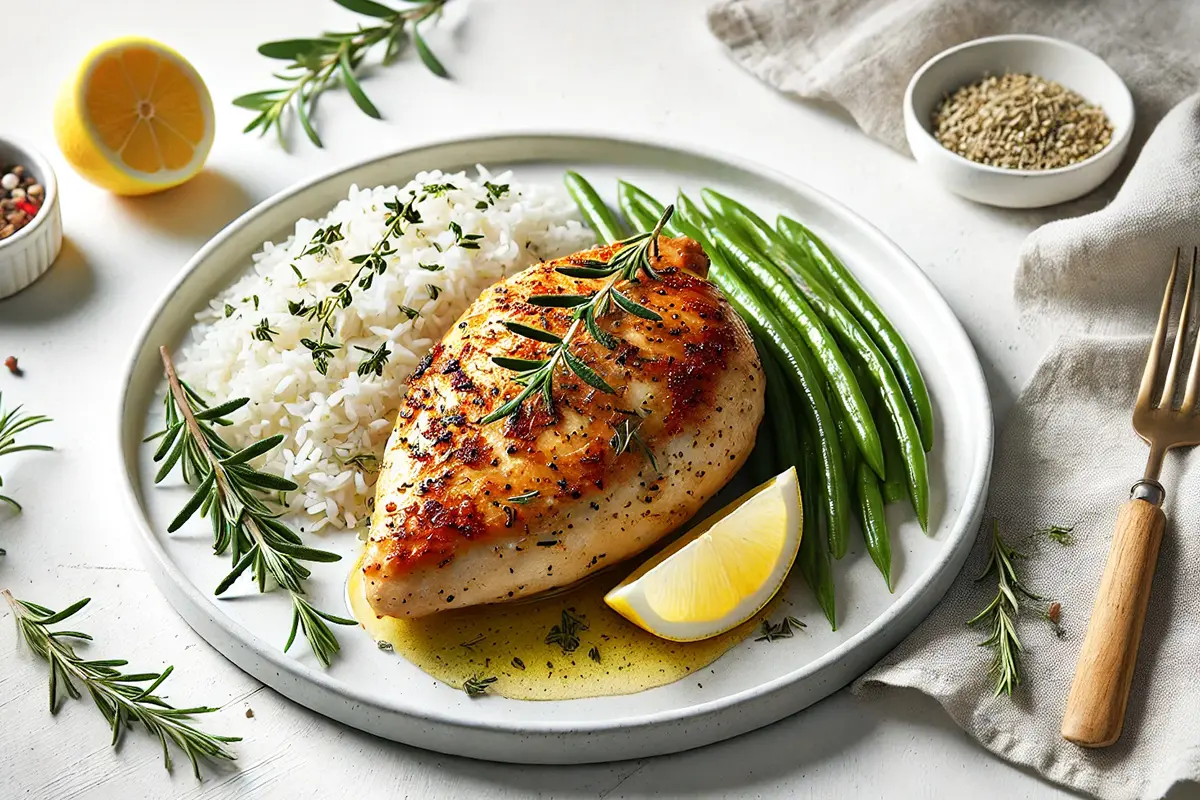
[117,134,992,765]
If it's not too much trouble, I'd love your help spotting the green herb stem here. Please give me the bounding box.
[151,348,354,667]
[237,0,452,148]
[4,591,239,778]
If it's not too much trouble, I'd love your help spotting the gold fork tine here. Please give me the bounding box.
[1159,248,1195,408]
[1140,248,1179,409]
[1180,248,1200,411]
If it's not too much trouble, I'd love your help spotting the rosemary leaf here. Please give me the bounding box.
[4,591,239,778]
[967,521,1048,697]
[0,394,52,538]
[481,204,674,469]
[150,348,354,667]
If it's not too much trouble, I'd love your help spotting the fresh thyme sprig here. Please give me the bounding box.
[967,522,1046,697]
[481,206,674,425]
[149,348,355,667]
[236,0,452,148]
[290,194,420,375]
[4,591,239,778]
[0,394,51,518]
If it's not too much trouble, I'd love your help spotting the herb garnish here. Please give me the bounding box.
[236,0,453,148]
[544,608,589,654]
[302,223,344,258]
[1038,524,1075,545]
[343,452,380,473]
[967,522,1046,697]
[291,194,420,374]
[611,409,660,477]
[4,591,239,778]
[252,318,278,343]
[511,657,525,670]
[0,394,51,525]
[355,341,392,377]
[481,206,674,426]
[507,489,540,505]
[755,615,806,642]
[149,348,355,667]
[587,646,601,663]
[463,674,497,697]
[459,633,485,651]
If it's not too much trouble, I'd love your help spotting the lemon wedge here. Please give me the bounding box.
[605,467,802,642]
[54,37,214,196]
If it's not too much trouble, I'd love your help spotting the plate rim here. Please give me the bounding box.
[115,131,993,746]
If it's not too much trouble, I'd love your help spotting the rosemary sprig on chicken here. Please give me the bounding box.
[482,206,675,423]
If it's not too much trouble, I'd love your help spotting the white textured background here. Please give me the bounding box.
[1,0,1174,797]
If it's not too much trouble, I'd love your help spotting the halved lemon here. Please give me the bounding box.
[54,37,214,196]
[605,467,803,642]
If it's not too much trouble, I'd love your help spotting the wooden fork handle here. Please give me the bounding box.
[1062,499,1166,747]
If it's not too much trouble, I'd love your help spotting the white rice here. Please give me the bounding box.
[178,166,595,532]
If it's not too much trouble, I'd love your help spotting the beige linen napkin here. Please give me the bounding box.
[861,88,1200,800]
[707,0,1200,156]
[710,2,1200,794]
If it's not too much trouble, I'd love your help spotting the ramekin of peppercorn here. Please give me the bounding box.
[0,136,62,299]
[904,35,1134,209]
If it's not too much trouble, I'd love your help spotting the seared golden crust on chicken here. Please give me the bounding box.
[363,236,764,617]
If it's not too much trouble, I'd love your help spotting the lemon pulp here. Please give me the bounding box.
[55,37,214,195]
[604,467,802,641]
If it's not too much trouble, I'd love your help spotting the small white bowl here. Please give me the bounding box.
[904,35,1134,208]
[0,136,63,299]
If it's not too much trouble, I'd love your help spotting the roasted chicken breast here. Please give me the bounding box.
[363,235,764,618]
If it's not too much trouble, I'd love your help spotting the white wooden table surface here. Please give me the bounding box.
[0,0,1156,797]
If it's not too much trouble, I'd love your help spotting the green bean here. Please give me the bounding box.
[749,341,781,485]
[761,350,835,628]
[564,171,627,244]
[825,381,855,559]
[702,190,927,531]
[879,409,908,505]
[617,181,663,232]
[674,193,852,561]
[798,415,836,628]
[778,216,935,452]
[703,214,884,479]
[618,181,842,623]
[855,461,892,590]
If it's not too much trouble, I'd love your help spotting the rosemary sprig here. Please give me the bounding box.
[0,393,51,519]
[967,522,1045,697]
[482,206,674,425]
[4,591,239,778]
[236,0,452,148]
[290,194,420,375]
[148,348,355,667]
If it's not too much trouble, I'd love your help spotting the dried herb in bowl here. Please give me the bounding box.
[932,73,1114,171]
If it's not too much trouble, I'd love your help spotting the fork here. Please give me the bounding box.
[1062,248,1200,748]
